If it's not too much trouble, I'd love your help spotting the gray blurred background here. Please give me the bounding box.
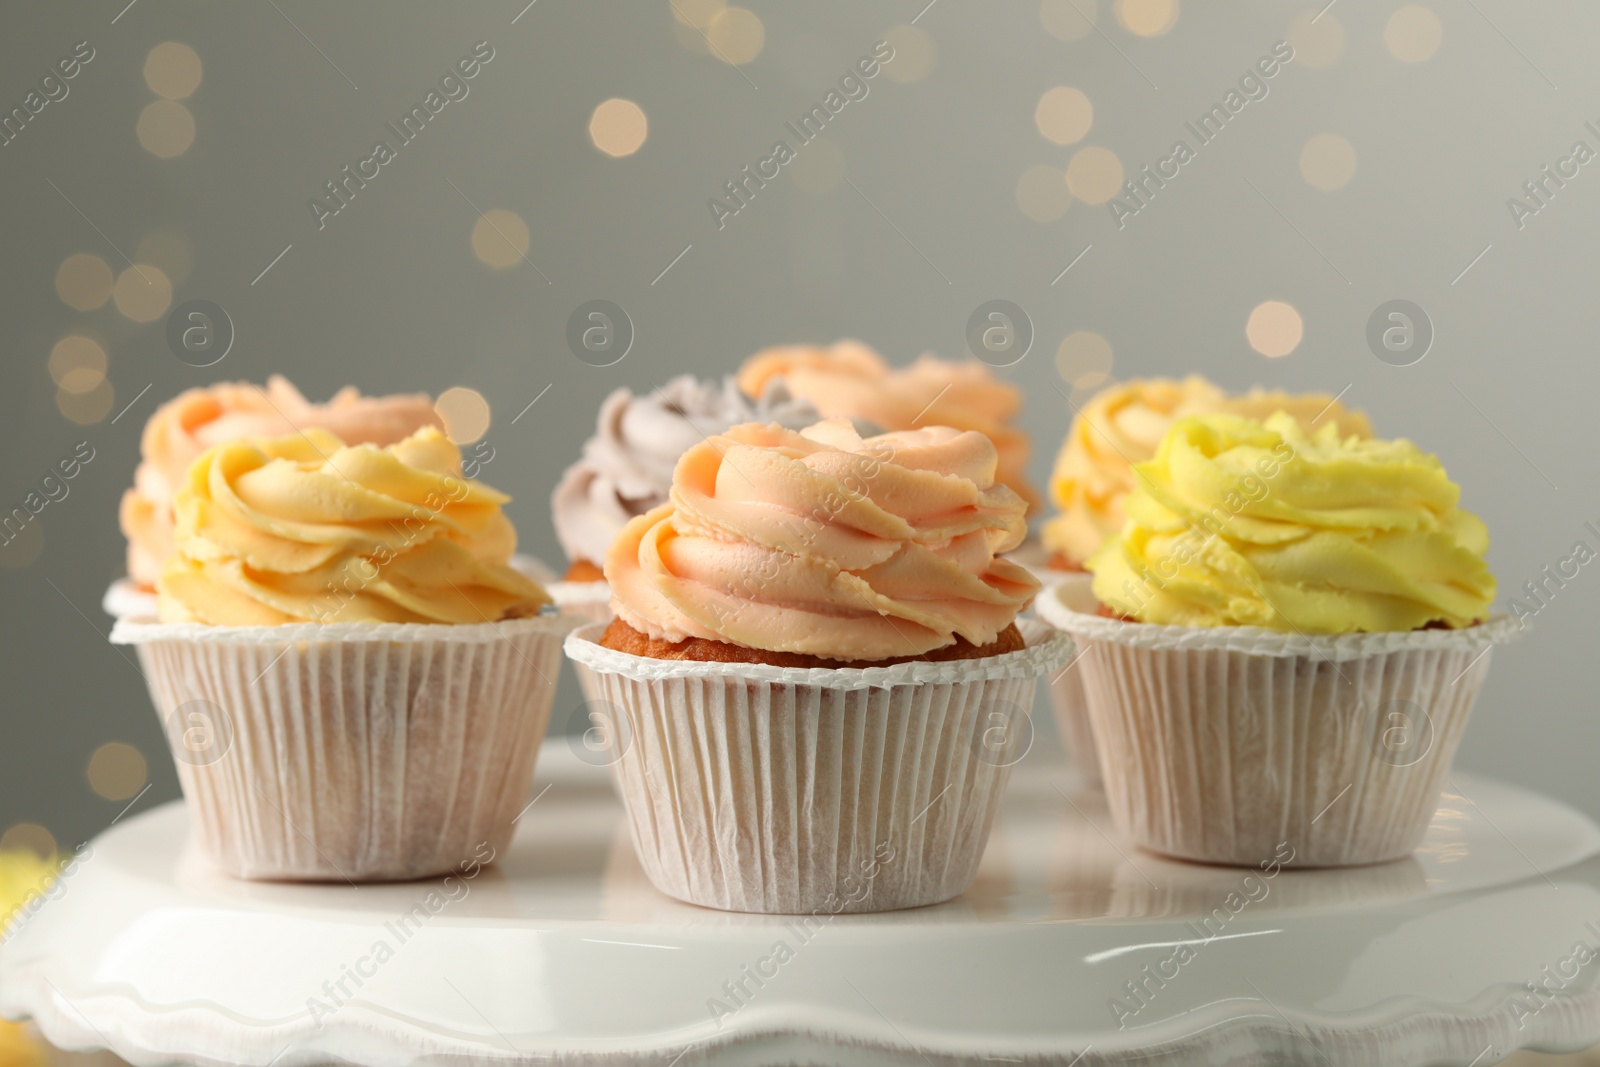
[0,0,1593,865]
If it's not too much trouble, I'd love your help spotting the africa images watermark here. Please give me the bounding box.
[308,41,497,231]
[1,441,97,549]
[0,843,94,948]
[708,40,895,230]
[1501,519,1600,630]
[1107,40,1296,230]
[1505,119,1600,231]
[1,40,96,149]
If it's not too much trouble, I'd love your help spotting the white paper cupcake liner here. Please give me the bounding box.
[111,614,573,882]
[547,578,614,625]
[564,619,1074,914]
[102,578,158,619]
[1039,586,1525,867]
[1030,570,1099,788]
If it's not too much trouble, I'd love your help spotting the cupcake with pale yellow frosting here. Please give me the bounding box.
[1037,412,1520,868]
[113,427,568,882]
[566,419,1074,913]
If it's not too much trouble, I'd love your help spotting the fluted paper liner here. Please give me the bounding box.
[1030,571,1099,788]
[564,619,1073,914]
[1039,585,1525,867]
[548,579,614,625]
[111,614,573,882]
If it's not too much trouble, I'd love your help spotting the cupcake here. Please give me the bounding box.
[565,419,1073,913]
[110,376,441,616]
[1033,377,1371,788]
[112,427,568,881]
[736,340,1039,511]
[1037,411,1518,867]
[550,374,818,622]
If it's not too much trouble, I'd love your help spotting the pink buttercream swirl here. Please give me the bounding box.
[606,419,1038,661]
[119,376,442,588]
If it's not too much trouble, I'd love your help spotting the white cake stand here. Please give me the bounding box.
[4,745,1600,1067]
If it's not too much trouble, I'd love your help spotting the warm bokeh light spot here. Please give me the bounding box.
[435,387,491,444]
[882,25,936,83]
[791,138,846,194]
[0,825,55,862]
[54,254,113,311]
[1288,10,1344,70]
[1300,133,1357,191]
[1056,331,1114,388]
[88,742,148,801]
[1246,300,1304,358]
[470,210,531,269]
[1035,86,1093,146]
[707,6,764,65]
[1386,5,1442,63]
[1116,0,1178,37]
[672,0,725,29]
[137,100,195,158]
[1066,146,1124,204]
[1041,0,1097,42]
[57,378,115,425]
[144,42,203,99]
[1015,164,1072,222]
[589,98,648,158]
[112,265,172,323]
[0,519,44,569]
[48,336,107,388]
[135,231,194,287]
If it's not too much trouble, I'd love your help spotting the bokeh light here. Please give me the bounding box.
[791,138,846,194]
[54,254,113,311]
[57,378,114,425]
[1015,164,1072,222]
[0,825,55,862]
[0,519,44,570]
[1288,10,1345,70]
[672,0,725,28]
[1041,0,1096,42]
[882,25,936,83]
[1056,331,1114,388]
[144,42,202,99]
[1035,86,1093,146]
[1386,5,1442,63]
[436,387,491,444]
[134,231,194,287]
[137,100,195,158]
[87,743,148,801]
[589,98,648,158]
[48,336,107,389]
[112,264,172,323]
[470,210,531,269]
[1300,133,1357,191]
[1066,146,1124,204]
[1246,300,1304,358]
[707,6,764,65]
[1116,0,1179,37]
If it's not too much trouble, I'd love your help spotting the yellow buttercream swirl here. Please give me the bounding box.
[1087,412,1495,632]
[158,427,549,625]
[1042,377,1372,565]
[606,419,1037,661]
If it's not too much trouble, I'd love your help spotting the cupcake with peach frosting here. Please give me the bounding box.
[736,340,1038,511]
[113,426,567,882]
[567,418,1074,913]
[119,376,441,592]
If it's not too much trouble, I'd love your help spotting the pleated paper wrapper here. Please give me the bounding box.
[1040,585,1525,867]
[111,614,572,882]
[564,619,1074,914]
[1028,569,1100,788]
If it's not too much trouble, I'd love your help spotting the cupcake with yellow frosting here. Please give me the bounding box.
[112,427,568,882]
[1032,377,1372,789]
[1037,411,1519,867]
[565,419,1073,913]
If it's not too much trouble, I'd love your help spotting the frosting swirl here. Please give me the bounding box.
[736,341,1038,510]
[606,419,1037,661]
[158,427,549,625]
[552,375,820,567]
[1087,412,1495,632]
[121,377,442,588]
[1042,377,1371,565]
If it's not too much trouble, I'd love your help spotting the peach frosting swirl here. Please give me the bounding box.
[736,340,1039,511]
[157,427,549,626]
[120,376,442,589]
[1042,377,1372,566]
[605,419,1038,662]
